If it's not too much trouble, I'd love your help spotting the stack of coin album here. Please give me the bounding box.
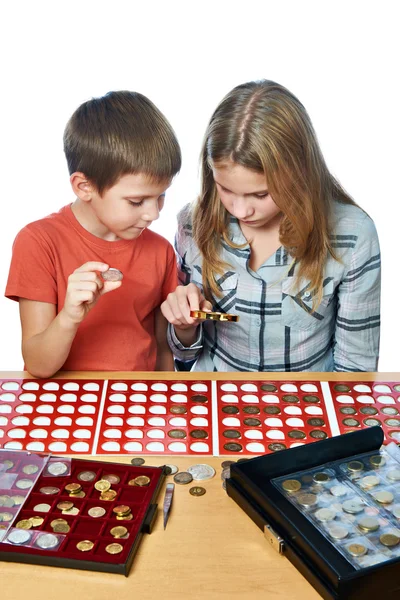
[0,451,165,575]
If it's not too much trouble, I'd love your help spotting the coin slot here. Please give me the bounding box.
[33,415,53,426]
[109,393,126,403]
[145,441,165,452]
[80,393,98,403]
[220,383,238,392]
[167,441,187,452]
[300,384,318,392]
[75,417,94,427]
[83,382,100,392]
[335,395,355,404]
[70,442,90,452]
[246,442,265,453]
[48,442,68,452]
[60,393,77,403]
[62,382,79,391]
[280,384,298,392]
[70,518,104,536]
[19,393,37,402]
[171,383,188,392]
[39,393,57,402]
[241,394,259,403]
[122,442,143,452]
[285,418,304,427]
[261,395,279,403]
[125,417,145,426]
[11,416,30,426]
[244,430,263,439]
[111,382,128,391]
[148,405,166,415]
[376,395,395,404]
[222,417,241,426]
[264,418,283,427]
[21,382,39,391]
[266,430,285,440]
[190,406,208,415]
[3,441,23,449]
[72,429,92,439]
[290,442,305,448]
[101,442,121,452]
[26,441,45,452]
[126,429,146,439]
[189,442,209,453]
[0,405,12,414]
[15,404,33,414]
[127,405,144,414]
[8,428,27,439]
[103,429,122,439]
[283,406,302,415]
[128,393,146,403]
[50,429,69,439]
[170,394,187,403]
[221,394,238,403]
[190,417,208,426]
[1,382,19,391]
[0,416,8,425]
[240,384,258,392]
[354,395,374,404]
[130,383,148,391]
[151,383,168,392]
[304,406,323,415]
[56,405,74,414]
[148,393,166,403]
[107,405,125,414]
[0,393,16,402]
[54,417,72,426]
[374,385,392,393]
[168,417,186,426]
[191,383,208,392]
[78,405,96,414]
[354,384,372,393]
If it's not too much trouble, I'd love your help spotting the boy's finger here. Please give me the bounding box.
[100,281,123,295]
[74,262,109,273]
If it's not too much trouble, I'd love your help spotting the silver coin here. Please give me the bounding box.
[330,484,348,497]
[102,268,123,282]
[40,486,60,495]
[387,469,400,482]
[392,505,400,519]
[328,525,349,540]
[187,464,216,481]
[315,508,336,522]
[33,503,52,513]
[36,533,59,549]
[165,464,178,475]
[47,462,69,476]
[130,458,145,466]
[7,529,32,545]
[342,499,365,514]
[173,472,193,485]
[15,478,33,490]
[221,468,231,480]
[22,464,39,475]
[77,470,97,482]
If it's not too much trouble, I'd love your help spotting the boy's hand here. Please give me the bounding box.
[161,283,212,331]
[61,262,122,326]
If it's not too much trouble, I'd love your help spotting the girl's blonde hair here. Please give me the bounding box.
[193,80,355,306]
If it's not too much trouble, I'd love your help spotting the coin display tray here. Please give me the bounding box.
[0,454,165,575]
[216,380,334,455]
[227,427,400,599]
[328,382,400,444]
[273,447,400,570]
[1,377,400,457]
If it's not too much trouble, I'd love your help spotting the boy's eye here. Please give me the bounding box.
[129,200,143,207]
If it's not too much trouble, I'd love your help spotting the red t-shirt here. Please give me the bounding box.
[5,205,178,371]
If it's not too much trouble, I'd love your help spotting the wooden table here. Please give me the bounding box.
[2,371,399,600]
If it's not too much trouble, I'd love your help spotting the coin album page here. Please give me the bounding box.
[273,445,400,570]
[1,378,400,457]
[0,450,164,574]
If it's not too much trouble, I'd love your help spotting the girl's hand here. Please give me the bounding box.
[60,262,122,326]
[161,283,212,330]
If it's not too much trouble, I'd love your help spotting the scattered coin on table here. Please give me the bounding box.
[189,486,206,497]
[173,472,193,485]
[130,457,145,466]
[187,464,215,481]
[164,464,178,475]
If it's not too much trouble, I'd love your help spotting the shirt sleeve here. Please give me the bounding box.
[160,242,179,300]
[333,214,381,371]
[4,225,58,304]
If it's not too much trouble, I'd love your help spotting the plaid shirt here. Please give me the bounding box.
[168,201,381,372]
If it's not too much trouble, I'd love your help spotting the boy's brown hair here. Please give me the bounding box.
[64,91,181,194]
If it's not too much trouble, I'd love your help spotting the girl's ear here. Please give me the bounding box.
[70,172,95,201]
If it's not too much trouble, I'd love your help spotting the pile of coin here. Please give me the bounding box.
[0,494,25,508]
[94,479,118,500]
[128,475,150,487]
[113,505,133,521]
[50,518,70,533]
[65,482,85,499]
[110,526,129,539]
[15,516,44,529]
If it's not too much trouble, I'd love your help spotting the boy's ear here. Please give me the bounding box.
[70,172,95,201]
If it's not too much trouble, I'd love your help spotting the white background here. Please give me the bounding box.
[0,0,398,371]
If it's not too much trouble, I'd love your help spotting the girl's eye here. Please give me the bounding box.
[254,193,269,199]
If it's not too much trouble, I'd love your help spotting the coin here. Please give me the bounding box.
[57,501,74,511]
[242,406,260,415]
[288,430,306,439]
[94,480,111,492]
[88,507,106,518]
[100,490,118,501]
[110,526,128,538]
[7,529,32,545]
[77,470,97,482]
[347,543,367,557]
[53,522,70,533]
[223,430,241,439]
[0,512,14,522]
[15,519,33,530]
[342,499,365,514]
[22,464,39,475]
[380,533,400,547]
[360,475,380,489]
[29,516,44,527]
[113,504,131,515]
[36,533,59,549]
[165,464,178,475]
[65,483,82,493]
[360,406,378,415]
[63,507,79,515]
[374,490,394,504]
[392,505,400,519]
[268,442,286,452]
[243,418,261,427]
[173,472,193,485]
[15,479,33,490]
[224,442,242,452]
[221,461,235,469]
[387,469,400,482]
[221,468,230,480]
[0,496,14,508]
[102,474,121,485]
[39,486,60,495]
[116,513,133,521]
[11,495,26,506]
[334,384,350,392]
[382,407,399,415]
[69,490,85,498]
[309,430,327,439]
[190,429,208,439]
[301,475,313,484]
[358,516,380,532]
[315,508,336,521]
[343,418,360,427]
[189,486,206,496]
[191,394,208,403]
[130,458,145,466]
[313,472,331,484]
[76,540,94,552]
[167,429,186,439]
[303,395,320,403]
[363,418,382,427]
[263,406,281,415]
[50,518,68,527]
[369,455,386,468]
[106,542,123,554]
[307,418,325,427]
[47,462,69,476]
[222,406,239,414]
[330,484,348,497]
[33,503,51,512]
[339,406,357,415]
[328,525,349,540]
[282,479,301,493]
[385,418,400,427]
[260,384,277,392]
[296,493,318,507]
[187,464,216,481]
[102,268,123,282]
[282,394,299,403]
[347,461,364,472]
[170,406,187,414]
[130,475,150,487]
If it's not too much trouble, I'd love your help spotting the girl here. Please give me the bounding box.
[161,80,380,372]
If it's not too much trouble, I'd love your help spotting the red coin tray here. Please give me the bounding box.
[0,450,165,575]
[328,381,400,444]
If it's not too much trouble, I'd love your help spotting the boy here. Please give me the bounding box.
[5,91,181,377]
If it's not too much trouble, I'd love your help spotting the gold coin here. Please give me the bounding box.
[313,472,331,484]
[358,516,380,532]
[296,493,318,507]
[380,533,400,547]
[94,480,111,492]
[29,516,44,527]
[50,518,68,527]
[347,543,367,557]
[57,501,74,511]
[360,475,380,489]
[369,455,386,468]
[347,461,364,473]
[62,507,79,515]
[189,486,206,497]
[69,490,85,498]
[65,483,82,493]
[282,479,301,493]
[105,543,123,554]
[130,476,150,487]
[110,526,128,538]
[15,519,32,530]
[76,540,94,552]
[374,490,394,505]
[100,490,117,501]
[116,514,133,521]
[53,522,70,533]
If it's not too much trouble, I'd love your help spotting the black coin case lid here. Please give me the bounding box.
[227,427,400,600]
[0,450,165,575]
